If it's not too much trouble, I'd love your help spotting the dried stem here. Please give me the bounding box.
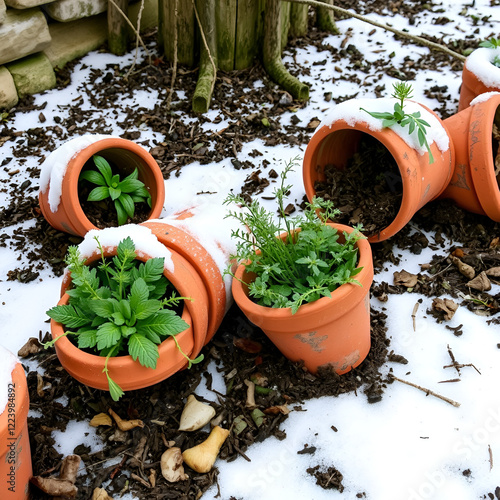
[107,0,151,77]
[389,374,461,407]
[287,0,466,62]
[411,301,419,332]
[443,363,481,375]
[166,0,179,110]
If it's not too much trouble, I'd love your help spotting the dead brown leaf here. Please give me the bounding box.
[92,487,114,500]
[18,337,42,358]
[307,118,321,130]
[89,413,113,428]
[263,404,290,415]
[486,266,500,278]
[393,270,418,288]
[233,338,262,354]
[432,298,458,321]
[109,408,144,431]
[466,271,491,292]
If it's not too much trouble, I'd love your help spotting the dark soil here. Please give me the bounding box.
[1,0,500,498]
[23,303,389,499]
[313,134,402,236]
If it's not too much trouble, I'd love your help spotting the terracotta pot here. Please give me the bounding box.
[458,47,500,111]
[38,135,165,237]
[302,98,454,242]
[141,204,236,344]
[232,223,374,374]
[440,93,500,221]
[0,349,32,499]
[54,226,210,392]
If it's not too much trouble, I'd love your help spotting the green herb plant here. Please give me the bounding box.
[479,37,500,68]
[79,155,152,226]
[360,82,434,164]
[224,158,364,314]
[44,236,203,401]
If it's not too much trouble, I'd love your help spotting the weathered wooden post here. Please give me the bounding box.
[108,0,129,55]
[289,3,309,37]
[263,0,309,101]
[158,0,312,112]
[316,0,339,34]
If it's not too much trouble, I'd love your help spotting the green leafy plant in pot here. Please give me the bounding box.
[227,158,374,374]
[79,155,152,226]
[45,236,203,401]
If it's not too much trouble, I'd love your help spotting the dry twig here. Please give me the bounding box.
[389,374,461,407]
[287,0,466,61]
[166,0,178,109]
[412,301,419,332]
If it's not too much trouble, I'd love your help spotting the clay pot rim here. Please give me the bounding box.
[469,93,500,220]
[40,136,165,236]
[53,245,210,372]
[303,109,453,242]
[51,293,194,368]
[232,223,373,320]
[141,220,226,344]
[66,137,164,222]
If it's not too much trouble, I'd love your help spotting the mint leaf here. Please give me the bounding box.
[136,310,189,338]
[77,329,98,349]
[47,304,91,328]
[128,334,159,369]
[135,299,162,320]
[106,373,125,402]
[89,299,114,318]
[96,322,122,350]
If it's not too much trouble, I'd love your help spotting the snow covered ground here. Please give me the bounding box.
[1,1,500,498]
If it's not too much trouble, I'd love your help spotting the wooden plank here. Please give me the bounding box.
[289,3,308,38]
[280,0,290,51]
[159,0,195,67]
[215,0,236,71]
[234,0,261,70]
[107,0,128,56]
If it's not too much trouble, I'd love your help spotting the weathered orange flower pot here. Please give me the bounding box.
[38,135,165,237]
[232,224,373,374]
[141,204,237,345]
[440,92,500,221]
[0,347,32,499]
[54,226,210,392]
[302,98,454,242]
[458,47,500,111]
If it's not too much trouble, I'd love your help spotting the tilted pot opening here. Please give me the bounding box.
[310,130,403,238]
[77,148,156,229]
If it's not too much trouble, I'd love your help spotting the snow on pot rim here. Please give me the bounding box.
[313,97,450,156]
[465,47,500,89]
[469,90,500,106]
[39,134,119,213]
[0,346,18,416]
[74,224,175,273]
[149,202,241,308]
